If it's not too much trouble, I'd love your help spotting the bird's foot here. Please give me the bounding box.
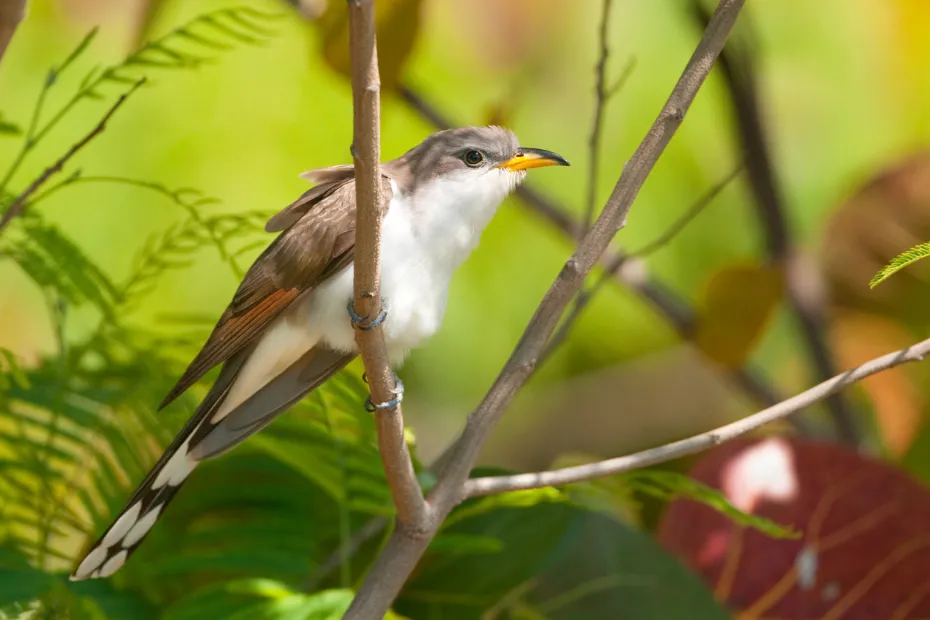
[347,299,387,331]
[365,374,404,412]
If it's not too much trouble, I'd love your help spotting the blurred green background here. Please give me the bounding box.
[4,0,930,617]
[5,0,928,463]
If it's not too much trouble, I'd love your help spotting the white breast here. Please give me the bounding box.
[304,168,520,364]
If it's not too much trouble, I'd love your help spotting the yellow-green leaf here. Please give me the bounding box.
[694,264,784,368]
[309,0,422,91]
[870,241,930,288]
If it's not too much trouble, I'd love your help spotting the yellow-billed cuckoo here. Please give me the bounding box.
[70,126,569,580]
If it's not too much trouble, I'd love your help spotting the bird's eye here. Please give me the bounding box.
[463,150,485,167]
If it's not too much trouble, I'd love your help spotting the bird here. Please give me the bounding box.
[69,125,569,580]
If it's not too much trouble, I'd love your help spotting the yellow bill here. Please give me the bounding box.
[497,148,571,172]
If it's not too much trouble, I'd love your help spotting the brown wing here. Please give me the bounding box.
[157,174,393,410]
[265,165,358,233]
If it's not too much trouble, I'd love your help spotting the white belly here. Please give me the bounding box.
[301,203,451,364]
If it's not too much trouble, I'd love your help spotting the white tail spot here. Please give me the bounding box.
[152,440,195,489]
[72,546,108,580]
[102,501,142,548]
[99,550,128,577]
[123,504,164,548]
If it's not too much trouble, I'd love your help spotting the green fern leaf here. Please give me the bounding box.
[870,241,930,288]
[626,470,798,538]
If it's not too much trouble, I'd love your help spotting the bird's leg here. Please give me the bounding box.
[346,298,401,410]
[346,298,387,331]
[364,373,404,412]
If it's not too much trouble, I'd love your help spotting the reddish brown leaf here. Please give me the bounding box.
[821,152,930,330]
[657,437,930,619]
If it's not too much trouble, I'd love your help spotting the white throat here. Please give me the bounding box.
[404,168,524,270]
[303,168,523,363]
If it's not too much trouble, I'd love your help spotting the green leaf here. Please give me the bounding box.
[0,546,54,608]
[443,486,566,528]
[525,512,729,619]
[0,113,21,136]
[870,241,930,287]
[626,470,798,539]
[225,589,353,620]
[166,581,406,620]
[67,578,158,620]
[399,500,728,620]
[399,503,578,618]
[428,534,504,555]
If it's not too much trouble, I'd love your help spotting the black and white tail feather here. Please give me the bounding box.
[70,347,351,580]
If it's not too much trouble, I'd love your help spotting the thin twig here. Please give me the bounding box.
[554,0,617,370]
[1,28,98,198]
[606,56,637,99]
[345,0,428,531]
[567,3,633,371]
[465,336,930,497]
[346,2,746,616]
[0,78,146,235]
[583,0,614,231]
[629,161,743,257]
[540,162,743,364]
[689,2,862,446]
[0,0,25,65]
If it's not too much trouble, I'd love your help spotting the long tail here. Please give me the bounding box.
[70,345,352,580]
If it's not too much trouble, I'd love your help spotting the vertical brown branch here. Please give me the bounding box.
[346,0,428,530]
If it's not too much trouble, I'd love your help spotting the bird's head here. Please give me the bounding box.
[390,125,569,203]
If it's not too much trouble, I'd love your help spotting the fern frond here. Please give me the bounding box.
[625,470,797,538]
[46,8,278,136]
[1,216,119,314]
[1,8,279,202]
[870,241,930,288]
[0,348,30,390]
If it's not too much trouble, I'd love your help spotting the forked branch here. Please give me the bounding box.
[345,1,748,617]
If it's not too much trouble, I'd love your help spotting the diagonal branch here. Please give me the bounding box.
[346,0,428,529]
[345,1,747,616]
[465,336,930,497]
[0,78,145,236]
